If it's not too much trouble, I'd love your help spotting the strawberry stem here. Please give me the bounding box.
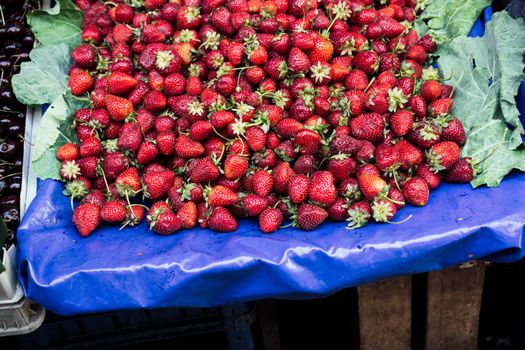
[387,214,413,225]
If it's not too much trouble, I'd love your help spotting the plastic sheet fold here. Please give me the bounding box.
[16,174,525,315]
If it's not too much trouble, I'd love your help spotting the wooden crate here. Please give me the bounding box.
[257,262,486,350]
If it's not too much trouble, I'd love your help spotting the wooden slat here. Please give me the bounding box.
[425,262,486,350]
[257,300,282,350]
[358,276,412,350]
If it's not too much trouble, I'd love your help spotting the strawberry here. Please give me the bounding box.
[440,116,466,145]
[288,174,310,204]
[416,164,441,189]
[295,204,328,230]
[408,122,441,149]
[426,141,461,171]
[57,143,80,161]
[79,136,101,158]
[294,129,321,154]
[272,161,294,194]
[189,157,221,183]
[175,134,205,158]
[208,206,238,232]
[394,140,424,171]
[226,41,245,66]
[444,157,477,183]
[409,95,427,119]
[375,144,400,173]
[72,203,101,237]
[353,51,379,75]
[345,69,369,90]
[156,131,177,156]
[406,44,427,65]
[346,201,372,229]
[250,45,269,66]
[310,37,334,63]
[428,98,453,117]
[81,190,106,208]
[245,126,266,152]
[107,72,137,96]
[224,154,248,180]
[288,47,310,73]
[71,44,96,68]
[418,34,437,53]
[69,69,93,96]
[252,170,274,197]
[152,211,182,235]
[350,113,384,143]
[77,156,99,179]
[420,80,442,102]
[328,154,356,181]
[141,24,166,43]
[309,171,336,207]
[358,173,388,201]
[403,177,429,206]
[242,194,268,216]
[371,199,397,222]
[143,170,175,199]
[118,122,142,153]
[100,200,127,223]
[207,185,239,206]
[259,208,283,233]
[390,109,414,137]
[327,197,348,222]
[177,201,198,229]
[105,95,133,121]
[116,167,141,196]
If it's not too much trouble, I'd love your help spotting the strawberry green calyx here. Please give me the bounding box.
[102,139,119,153]
[421,66,440,81]
[419,124,440,142]
[371,200,394,223]
[155,50,175,70]
[310,62,331,84]
[60,160,81,180]
[346,207,370,229]
[232,102,254,118]
[188,98,205,117]
[387,87,408,112]
[178,182,196,201]
[200,31,221,50]
[271,90,289,109]
[425,149,445,172]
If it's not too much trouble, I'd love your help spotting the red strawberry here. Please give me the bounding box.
[428,98,453,117]
[420,80,442,102]
[309,171,336,207]
[242,194,268,216]
[107,72,137,96]
[71,44,96,68]
[288,47,310,73]
[69,69,93,96]
[328,154,356,181]
[252,170,274,197]
[406,44,427,65]
[288,174,310,204]
[224,154,248,180]
[105,95,133,121]
[156,131,177,156]
[350,113,384,142]
[100,200,127,223]
[175,134,205,158]
[394,140,424,171]
[77,156,99,179]
[390,109,414,137]
[403,177,429,206]
[371,199,397,222]
[272,161,294,194]
[259,208,283,233]
[57,143,79,161]
[207,185,239,206]
[118,122,142,153]
[116,167,141,196]
[345,69,369,90]
[328,197,349,222]
[81,190,106,208]
[250,45,268,66]
[444,157,477,183]
[358,173,388,201]
[143,170,175,199]
[226,41,245,66]
[427,141,461,171]
[245,126,266,152]
[295,204,328,230]
[208,206,238,232]
[440,116,466,145]
[177,201,198,229]
[72,203,101,237]
[347,201,372,229]
[416,164,441,189]
[353,51,379,75]
[153,211,182,235]
[189,157,221,183]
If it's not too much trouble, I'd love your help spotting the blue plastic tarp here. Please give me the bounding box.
[16,6,525,315]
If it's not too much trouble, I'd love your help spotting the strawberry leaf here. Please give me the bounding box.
[32,91,85,180]
[27,0,83,47]
[437,11,525,187]
[12,43,71,106]
[415,0,490,54]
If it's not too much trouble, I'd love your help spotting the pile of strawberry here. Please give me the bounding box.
[57,0,473,237]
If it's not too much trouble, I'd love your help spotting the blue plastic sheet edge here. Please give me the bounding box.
[15,6,525,315]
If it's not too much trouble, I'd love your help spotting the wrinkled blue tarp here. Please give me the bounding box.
[16,7,525,315]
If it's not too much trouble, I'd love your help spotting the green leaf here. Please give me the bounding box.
[12,43,71,106]
[31,91,85,180]
[415,0,490,54]
[27,0,83,47]
[437,11,525,187]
